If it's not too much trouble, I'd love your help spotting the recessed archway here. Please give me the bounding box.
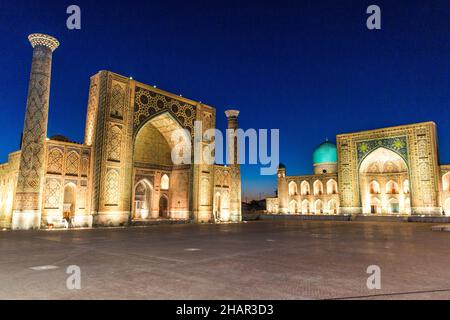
[370,197,381,214]
[214,192,222,220]
[388,198,400,214]
[327,179,338,195]
[359,147,410,215]
[159,196,169,218]
[288,181,298,196]
[443,173,450,192]
[302,200,310,214]
[444,198,450,216]
[301,181,310,196]
[63,183,76,224]
[313,180,323,196]
[369,180,381,194]
[289,200,298,214]
[328,199,338,214]
[133,179,152,220]
[386,180,399,194]
[133,112,191,221]
[314,199,323,215]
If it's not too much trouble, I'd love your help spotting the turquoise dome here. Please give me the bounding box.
[313,140,337,165]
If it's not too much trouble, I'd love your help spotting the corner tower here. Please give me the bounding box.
[12,34,59,230]
[277,163,288,214]
[225,110,242,221]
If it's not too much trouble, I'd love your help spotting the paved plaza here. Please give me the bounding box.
[1,221,449,300]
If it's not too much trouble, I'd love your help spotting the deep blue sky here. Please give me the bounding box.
[0,0,449,200]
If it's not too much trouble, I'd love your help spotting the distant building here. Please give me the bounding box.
[267,123,450,216]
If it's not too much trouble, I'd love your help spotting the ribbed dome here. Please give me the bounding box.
[313,140,337,165]
[49,134,71,142]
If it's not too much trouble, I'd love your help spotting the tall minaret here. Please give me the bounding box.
[225,110,242,222]
[225,110,240,166]
[12,34,59,230]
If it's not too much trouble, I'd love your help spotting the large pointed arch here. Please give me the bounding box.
[359,147,409,215]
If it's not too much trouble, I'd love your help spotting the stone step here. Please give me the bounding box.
[431,225,450,232]
[130,219,190,227]
[257,214,351,222]
[352,215,408,222]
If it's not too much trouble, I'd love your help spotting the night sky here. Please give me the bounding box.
[0,0,449,201]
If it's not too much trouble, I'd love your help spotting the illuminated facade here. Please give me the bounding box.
[268,122,450,217]
[0,34,241,230]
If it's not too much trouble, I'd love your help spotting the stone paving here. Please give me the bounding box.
[0,220,449,300]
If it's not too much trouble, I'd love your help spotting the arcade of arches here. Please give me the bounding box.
[281,178,339,215]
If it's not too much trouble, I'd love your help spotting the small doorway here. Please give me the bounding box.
[63,184,76,226]
[134,180,152,219]
[159,196,169,218]
[389,200,400,214]
[214,192,221,220]
[370,197,381,215]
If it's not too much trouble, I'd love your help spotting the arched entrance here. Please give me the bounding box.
[313,180,323,196]
[288,181,298,196]
[302,200,310,214]
[327,179,338,195]
[63,184,76,224]
[289,200,298,214]
[301,181,310,196]
[133,180,152,219]
[370,197,381,214]
[444,198,450,216]
[443,173,450,192]
[214,192,222,220]
[314,200,323,215]
[133,112,191,221]
[359,147,410,215]
[388,198,400,214]
[328,199,337,214]
[159,196,169,218]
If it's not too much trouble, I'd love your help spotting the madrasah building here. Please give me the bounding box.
[267,122,450,217]
[0,34,242,230]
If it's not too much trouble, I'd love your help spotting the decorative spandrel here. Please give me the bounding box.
[356,136,408,166]
[134,86,196,135]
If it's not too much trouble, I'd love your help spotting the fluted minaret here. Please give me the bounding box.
[12,34,59,230]
[225,110,242,222]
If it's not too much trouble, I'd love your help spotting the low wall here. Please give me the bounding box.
[245,214,450,223]
[254,214,352,222]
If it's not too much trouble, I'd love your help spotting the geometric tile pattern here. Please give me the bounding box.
[15,41,57,211]
[65,151,80,176]
[47,148,63,174]
[44,178,61,208]
[104,169,119,206]
[134,86,196,136]
[110,84,124,119]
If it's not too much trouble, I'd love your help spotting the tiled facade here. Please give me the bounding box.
[0,34,241,230]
